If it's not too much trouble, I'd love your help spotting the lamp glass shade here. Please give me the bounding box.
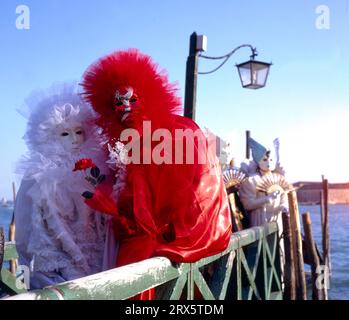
[236,60,271,89]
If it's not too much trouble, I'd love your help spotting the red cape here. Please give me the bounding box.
[86,115,232,266]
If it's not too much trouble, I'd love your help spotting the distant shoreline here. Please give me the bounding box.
[299,202,349,206]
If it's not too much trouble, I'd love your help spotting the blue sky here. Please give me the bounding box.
[1,0,349,198]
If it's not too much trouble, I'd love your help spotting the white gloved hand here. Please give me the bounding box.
[270,190,281,199]
[265,190,280,204]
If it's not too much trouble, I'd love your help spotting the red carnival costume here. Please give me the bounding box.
[81,49,232,297]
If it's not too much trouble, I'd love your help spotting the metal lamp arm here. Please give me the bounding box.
[198,44,257,75]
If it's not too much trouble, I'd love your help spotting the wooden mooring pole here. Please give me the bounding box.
[282,212,296,300]
[302,212,323,300]
[288,190,307,300]
[9,182,17,275]
[320,190,325,232]
[321,177,331,276]
[0,227,4,275]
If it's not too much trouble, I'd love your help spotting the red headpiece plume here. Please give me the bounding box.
[81,49,182,139]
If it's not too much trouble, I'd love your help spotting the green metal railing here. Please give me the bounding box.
[1,241,27,295]
[2,222,282,300]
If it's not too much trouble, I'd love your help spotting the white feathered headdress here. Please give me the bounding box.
[19,83,98,156]
[17,82,109,181]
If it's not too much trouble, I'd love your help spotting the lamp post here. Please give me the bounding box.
[184,32,272,121]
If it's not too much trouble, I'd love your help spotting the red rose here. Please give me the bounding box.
[73,158,96,171]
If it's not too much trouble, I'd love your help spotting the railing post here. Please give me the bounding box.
[187,263,194,300]
[262,229,268,299]
[282,212,296,299]
[236,236,242,300]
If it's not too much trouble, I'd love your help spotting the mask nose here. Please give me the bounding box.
[72,132,81,145]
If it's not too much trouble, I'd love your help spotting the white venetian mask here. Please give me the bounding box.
[58,126,85,153]
[258,151,275,173]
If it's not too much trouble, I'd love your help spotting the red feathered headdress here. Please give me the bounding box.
[81,49,182,139]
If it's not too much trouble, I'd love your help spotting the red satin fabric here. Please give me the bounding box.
[85,115,232,299]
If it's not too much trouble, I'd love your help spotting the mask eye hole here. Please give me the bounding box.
[61,132,69,137]
[130,93,138,104]
[115,101,123,107]
[76,130,83,135]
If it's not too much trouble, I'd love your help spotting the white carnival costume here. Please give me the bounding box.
[239,137,292,276]
[15,84,116,289]
[239,137,290,230]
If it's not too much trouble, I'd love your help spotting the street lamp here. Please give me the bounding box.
[184,32,272,120]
